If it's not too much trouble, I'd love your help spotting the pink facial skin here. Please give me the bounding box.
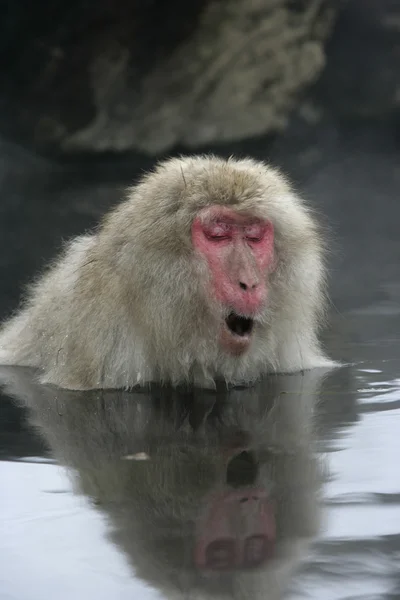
[192,206,275,353]
[192,206,275,315]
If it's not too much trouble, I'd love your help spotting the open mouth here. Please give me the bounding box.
[225,312,254,337]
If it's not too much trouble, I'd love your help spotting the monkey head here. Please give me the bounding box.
[98,155,334,386]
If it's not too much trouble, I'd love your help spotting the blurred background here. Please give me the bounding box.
[0,2,399,600]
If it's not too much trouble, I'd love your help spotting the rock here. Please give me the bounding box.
[0,0,337,155]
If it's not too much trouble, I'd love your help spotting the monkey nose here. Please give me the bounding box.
[239,280,258,291]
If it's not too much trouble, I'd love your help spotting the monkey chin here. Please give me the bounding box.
[220,312,255,356]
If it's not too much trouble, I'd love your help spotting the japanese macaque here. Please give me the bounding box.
[0,366,328,600]
[0,155,336,390]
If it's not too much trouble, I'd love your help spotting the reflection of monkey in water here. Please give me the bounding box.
[0,156,336,390]
[0,367,328,600]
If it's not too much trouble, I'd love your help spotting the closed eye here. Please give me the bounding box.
[206,233,231,241]
[244,223,265,242]
[203,222,233,240]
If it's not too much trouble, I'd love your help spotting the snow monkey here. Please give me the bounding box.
[0,155,336,390]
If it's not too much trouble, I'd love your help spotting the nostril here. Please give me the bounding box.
[239,281,258,291]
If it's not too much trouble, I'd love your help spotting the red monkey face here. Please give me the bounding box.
[192,206,276,356]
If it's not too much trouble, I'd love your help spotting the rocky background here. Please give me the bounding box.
[0,0,399,157]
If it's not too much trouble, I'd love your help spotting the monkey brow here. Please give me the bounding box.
[201,214,262,226]
[204,220,262,231]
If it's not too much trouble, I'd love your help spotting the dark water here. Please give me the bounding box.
[0,125,399,599]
